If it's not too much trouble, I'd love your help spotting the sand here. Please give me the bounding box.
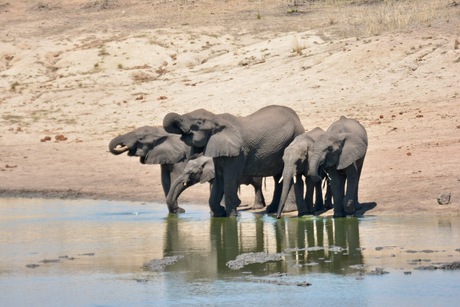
[1,0,459,215]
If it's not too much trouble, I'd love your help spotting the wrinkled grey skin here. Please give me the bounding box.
[276,127,331,218]
[166,155,266,210]
[163,105,305,217]
[308,116,368,218]
[108,126,190,213]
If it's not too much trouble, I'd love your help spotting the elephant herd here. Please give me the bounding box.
[109,105,369,218]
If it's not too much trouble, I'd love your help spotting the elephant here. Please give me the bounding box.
[308,116,368,218]
[276,127,332,218]
[166,154,266,210]
[108,126,190,213]
[163,105,305,217]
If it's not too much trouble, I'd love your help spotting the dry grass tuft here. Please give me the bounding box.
[317,0,458,37]
[291,36,305,55]
[131,71,155,83]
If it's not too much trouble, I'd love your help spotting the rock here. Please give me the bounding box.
[437,193,451,205]
[415,261,460,270]
[55,134,67,141]
[226,252,284,270]
[143,255,184,272]
[26,264,40,269]
[368,267,389,275]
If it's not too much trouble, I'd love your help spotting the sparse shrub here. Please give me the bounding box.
[292,37,305,55]
[10,81,19,91]
[131,71,155,83]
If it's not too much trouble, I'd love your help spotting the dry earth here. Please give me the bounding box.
[1,0,459,216]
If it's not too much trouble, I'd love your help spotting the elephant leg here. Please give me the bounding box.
[329,170,346,218]
[223,174,242,217]
[308,177,324,212]
[354,157,365,205]
[344,164,359,215]
[161,164,184,213]
[323,179,333,209]
[266,174,282,213]
[209,172,226,217]
[293,175,308,216]
[300,175,314,216]
[251,177,266,209]
[284,183,299,213]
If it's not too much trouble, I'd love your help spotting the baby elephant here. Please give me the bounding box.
[308,116,368,218]
[166,155,266,211]
[276,127,331,218]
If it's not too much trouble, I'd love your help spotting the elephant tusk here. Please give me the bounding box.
[278,176,283,184]
[293,176,296,184]
[113,145,129,153]
[324,170,331,181]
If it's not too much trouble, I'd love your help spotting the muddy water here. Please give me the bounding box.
[1,198,460,306]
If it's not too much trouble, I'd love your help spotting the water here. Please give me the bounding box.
[1,198,459,306]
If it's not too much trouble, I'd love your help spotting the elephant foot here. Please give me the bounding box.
[315,204,325,212]
[211,205,227,217]
[252,202,266,210]
[333,205,346,218]
[297,211,312,217]
[226,208,239,217]
[266,203,278,213]
[344,199,356,215]
[168,206,185,214]
[324,198,333,210]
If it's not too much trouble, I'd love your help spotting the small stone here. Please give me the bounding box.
[437,193,451,205]
[55,134,67,141]
[26,264,40,269]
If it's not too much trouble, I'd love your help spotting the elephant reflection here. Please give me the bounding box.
[274,217,363,274]
[161,214,363,278]
[162,214,270,278]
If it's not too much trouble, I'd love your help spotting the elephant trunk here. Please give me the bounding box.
[163,113,188,134]
[308,152,323,183]
[108,135,129,155]
[166,174,190,207]
[276,167,295,218]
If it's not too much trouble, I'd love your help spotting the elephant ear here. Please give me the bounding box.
[144,136,187,164]
[200,159,215,183]
[204,121,242,158]
[337,133,367,170]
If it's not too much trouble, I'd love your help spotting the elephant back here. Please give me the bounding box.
[241,105,304,176]
[327,116,367,145]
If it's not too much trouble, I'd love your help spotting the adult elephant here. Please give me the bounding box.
[276,127,332,218]
[308,116,368,218]
[163,105,305,217]
[108,126,190,213]
[166,154,266,210]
